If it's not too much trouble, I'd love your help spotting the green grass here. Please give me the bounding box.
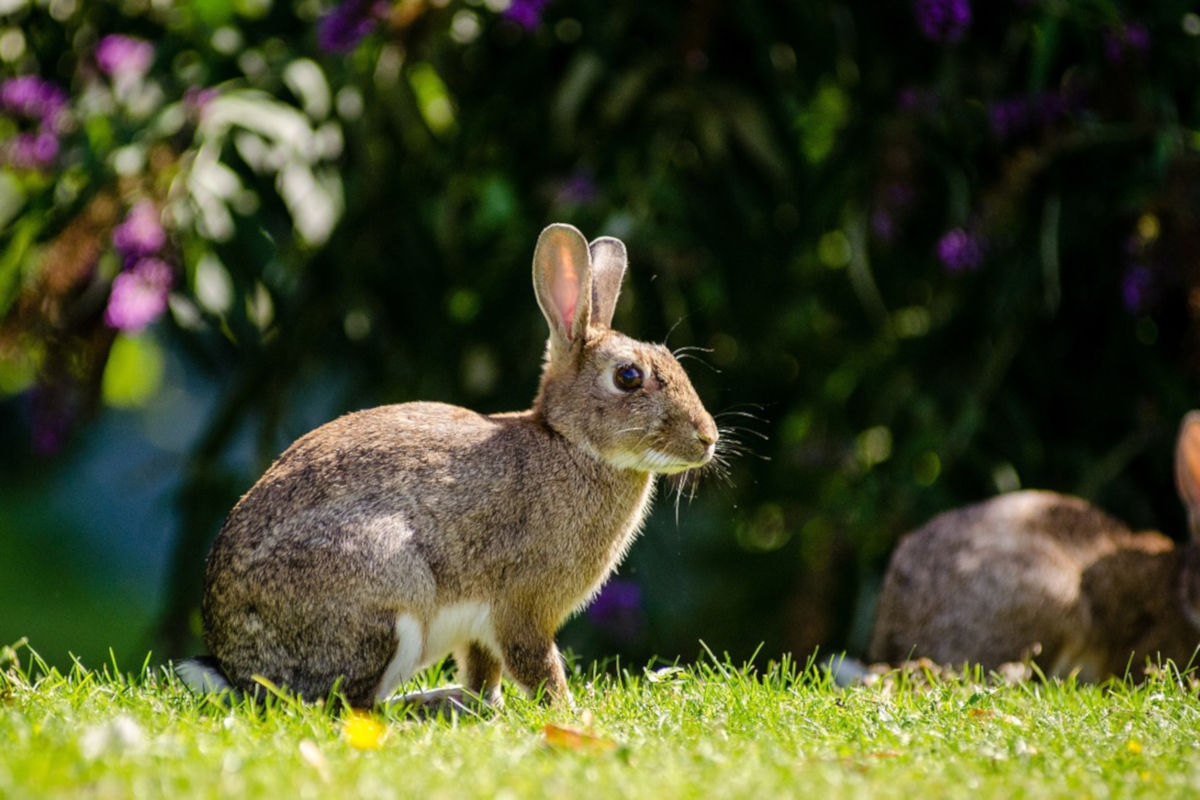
[2,641,1199,799]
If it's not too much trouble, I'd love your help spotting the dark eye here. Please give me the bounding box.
[613,364,643,392]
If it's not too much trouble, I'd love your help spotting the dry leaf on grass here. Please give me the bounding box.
[542,723,619,754]
[298,739,331,781]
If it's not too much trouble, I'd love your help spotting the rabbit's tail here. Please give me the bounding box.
[174,655,238,698]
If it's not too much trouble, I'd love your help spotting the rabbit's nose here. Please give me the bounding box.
[694,416,718,447]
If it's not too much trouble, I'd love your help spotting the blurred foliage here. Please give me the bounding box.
[2,0,1200,665]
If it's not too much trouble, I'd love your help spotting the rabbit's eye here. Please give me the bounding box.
[613,364,643,392]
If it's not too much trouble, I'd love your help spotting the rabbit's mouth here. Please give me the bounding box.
[604,445,713,475]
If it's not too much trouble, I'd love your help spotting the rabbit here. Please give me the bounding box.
[868,411,1200,681]
[175,223,719,709]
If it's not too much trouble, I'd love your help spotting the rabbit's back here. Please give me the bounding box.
[869,490,1145,676]
[206,403,525,606]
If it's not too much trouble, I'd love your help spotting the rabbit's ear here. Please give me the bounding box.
[588,237,627,330]
[1175,410,1200,538]
[533,223,593,351]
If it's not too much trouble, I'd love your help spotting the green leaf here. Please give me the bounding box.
[407,63,457,136]
[101,334,165,408]
[0,338,38,395]
[192,0,235,27]
[795,79,849,165]
[0,215,40,318]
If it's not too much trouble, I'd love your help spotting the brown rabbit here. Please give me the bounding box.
[176,223,718,709]
[869,412,1200,681]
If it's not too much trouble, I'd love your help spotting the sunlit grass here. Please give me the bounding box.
[3,640,1199,799]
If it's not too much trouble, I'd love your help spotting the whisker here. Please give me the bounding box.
[715,430,753,447]
[661,314,690,347]
[717,401,768,412]
[714,409,770,424]
[715,438,756,454]
[676,352,721,374]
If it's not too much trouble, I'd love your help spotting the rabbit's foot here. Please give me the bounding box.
[384,685,495,720]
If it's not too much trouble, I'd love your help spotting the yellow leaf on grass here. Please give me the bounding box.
[543,723,618,754]
[343,711,387,750]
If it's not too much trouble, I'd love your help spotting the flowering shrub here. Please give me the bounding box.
[0,4,349,449]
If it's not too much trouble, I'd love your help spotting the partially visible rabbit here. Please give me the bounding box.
[869,412,1200,681]
[176,223,718,709]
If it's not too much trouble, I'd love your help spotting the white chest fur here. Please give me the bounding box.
[374,602,498,702]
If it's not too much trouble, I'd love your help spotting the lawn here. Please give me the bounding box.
[2,640,1198,799]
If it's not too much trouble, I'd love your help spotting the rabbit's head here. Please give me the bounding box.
[1174,411,1200,630]
[1176,411,1200,541]
[532,223,718,475]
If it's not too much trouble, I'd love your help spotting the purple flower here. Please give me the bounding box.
[870,182,914,242]
[914,0,971,43]
[588,578,644,642]
[989,96,1030,139]
[555,171,598,206]
[1121,264,1153,313]
[1125,23,1150,51]
[32,409,69,454]
[989,89,1078,140]
[95,35,155,78]
[936,228,984,272]
[183,86,219,117]
[0,75,67,131]
[317,0,384,53]
[104,258,173,332]
[871,209,895,242]
[1103,23,1150,63]
[112,201,167,261]
[29,385,72,455]
[896,86,940,115]
[2,131,59,169]
[504,0,552,30]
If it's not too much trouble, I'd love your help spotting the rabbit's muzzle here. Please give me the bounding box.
[668,412,718,470]
[693,414,719,462]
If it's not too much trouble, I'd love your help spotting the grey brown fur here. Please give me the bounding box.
[184,224,718,708]
[869,412,1200,680]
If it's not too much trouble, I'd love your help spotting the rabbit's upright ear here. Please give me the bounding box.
[588,236,627,330]
[533,224,593,353]
[1175,410,1200,538]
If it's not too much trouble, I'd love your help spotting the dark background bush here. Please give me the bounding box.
[2,0,1198,670]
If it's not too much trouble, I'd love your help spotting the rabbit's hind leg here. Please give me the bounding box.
[496,622,572,707]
